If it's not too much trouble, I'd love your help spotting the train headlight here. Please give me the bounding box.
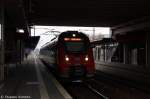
[65,56,69,61]
[85,56,88,61]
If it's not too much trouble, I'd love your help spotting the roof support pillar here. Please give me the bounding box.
[123,44,131,64]
[0,0,5,81]
[146,32,150,67]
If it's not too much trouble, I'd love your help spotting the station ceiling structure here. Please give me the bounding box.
[5,0,150,29]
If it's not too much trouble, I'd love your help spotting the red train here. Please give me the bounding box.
[40,31,95,80]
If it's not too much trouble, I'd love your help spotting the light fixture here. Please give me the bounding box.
[73,34,76,37]
[85,55,89,61]
[65,55,69,61]
[17,29,24,33]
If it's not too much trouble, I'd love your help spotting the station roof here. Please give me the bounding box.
[5,0,150,28]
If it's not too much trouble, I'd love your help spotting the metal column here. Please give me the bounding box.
[123,44,129,64]
[0,0,5,81]
[146,32,150,67]
[93,27,95,41]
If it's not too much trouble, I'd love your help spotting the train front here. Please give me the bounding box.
[58,32,95,79]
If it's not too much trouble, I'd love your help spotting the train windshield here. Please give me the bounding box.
[65,42,86,52]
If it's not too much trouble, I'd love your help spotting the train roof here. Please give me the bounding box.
[40,31,89,49]
[59,31,89,39]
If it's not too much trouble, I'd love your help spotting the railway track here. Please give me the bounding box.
[60,75,150,99]
[42,60,107,99]
[62,81,108,99]
[41,60,150,99]
[89,75,150,99]
[84,82,109,99]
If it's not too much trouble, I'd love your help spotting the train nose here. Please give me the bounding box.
[74,57,80,62]
[69,65,85,77]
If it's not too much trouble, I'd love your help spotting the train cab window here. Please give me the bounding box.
[65,42,86,52]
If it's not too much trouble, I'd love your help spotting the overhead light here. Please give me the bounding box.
[17,29,24,33]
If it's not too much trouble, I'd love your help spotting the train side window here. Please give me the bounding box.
[50,51,54,56]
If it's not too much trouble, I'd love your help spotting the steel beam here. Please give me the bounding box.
[112,16,150,36]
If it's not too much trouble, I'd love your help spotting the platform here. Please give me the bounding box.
[95,61,150,93]
[0,53,72,99]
